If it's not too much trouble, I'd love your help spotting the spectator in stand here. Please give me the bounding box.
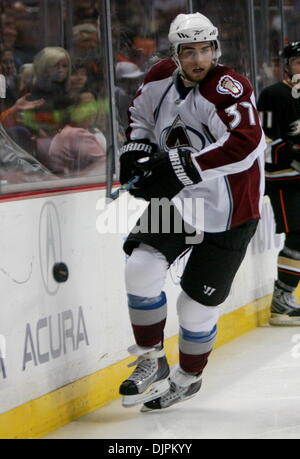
[69,61,89,99]
[1,93,44,126]
[1,26,23,70]
[115,61,144,129]
[24,47,72,137]
[70,90,106,152]
[1,6,16,31]
[18,63,34,96]
[0,93,54,185]
[0,49,19,107]
[31,47,71,103]
[71,25,101,95]
[74,0,99,26]
[72,24,99,59]
[15,47,72,165]
[1,94,45,153]
[45,92,106,177]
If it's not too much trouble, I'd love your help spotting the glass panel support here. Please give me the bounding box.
[247,0,259,96]
[103,0,119,198]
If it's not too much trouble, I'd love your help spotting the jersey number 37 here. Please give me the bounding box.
[225,102,256,129]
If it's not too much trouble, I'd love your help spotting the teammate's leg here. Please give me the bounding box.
[271,230,300,325]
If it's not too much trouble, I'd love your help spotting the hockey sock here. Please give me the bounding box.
[277,245,300,289]
[275,279,295,293]
[127,292,167,347]
[179,325,217,374]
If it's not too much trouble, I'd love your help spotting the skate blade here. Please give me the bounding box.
[140,404,154,413]
[140,381,202,413]
[270,314,300,326]
[140,391,197,413]
[122,378,170,408]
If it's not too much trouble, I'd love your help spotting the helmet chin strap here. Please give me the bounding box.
[172,55,197,87]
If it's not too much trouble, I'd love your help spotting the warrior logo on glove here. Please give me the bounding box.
[119,139,157,185]
[168,150,195,186]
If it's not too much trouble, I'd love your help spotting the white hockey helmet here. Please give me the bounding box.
[168,12,221,60]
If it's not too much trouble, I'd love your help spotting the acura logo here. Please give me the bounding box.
[39,201,62,295]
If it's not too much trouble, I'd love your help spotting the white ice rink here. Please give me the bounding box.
[44,326,300,440]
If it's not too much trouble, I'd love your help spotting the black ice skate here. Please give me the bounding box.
[270,282,300,326]
[141,366,202,412]
[119,344,170,407]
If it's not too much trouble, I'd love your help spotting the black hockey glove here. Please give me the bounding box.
[290,143,300,172]
[268,140,300,170]
[119,139,157,185]
[129,148,202,201]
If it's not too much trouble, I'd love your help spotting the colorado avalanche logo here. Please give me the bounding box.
[217,75,244,98]
[160,115,206,152]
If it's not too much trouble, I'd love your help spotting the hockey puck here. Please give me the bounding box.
[53,262,69,283]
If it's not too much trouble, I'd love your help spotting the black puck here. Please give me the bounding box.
[53,262,69,283]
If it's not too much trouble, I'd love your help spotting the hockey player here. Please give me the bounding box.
[119,12,266,411]
[257,41,300,326]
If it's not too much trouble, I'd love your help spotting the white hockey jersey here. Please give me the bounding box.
[127,59,266,232]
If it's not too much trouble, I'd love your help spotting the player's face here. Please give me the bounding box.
[178,42,214,83]
[288,57,300,80]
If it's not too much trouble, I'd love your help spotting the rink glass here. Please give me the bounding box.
[0,0,297,196]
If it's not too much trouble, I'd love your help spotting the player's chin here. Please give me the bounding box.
[189,70,208,81]
[189,74,205,83]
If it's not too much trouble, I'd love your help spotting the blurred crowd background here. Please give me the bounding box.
[0,0,299,191]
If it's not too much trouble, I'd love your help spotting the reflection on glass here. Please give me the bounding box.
[255,0,283,94]
[111,0,188,137]
[0,0,295,194]
[283,0,300,43]
[0,0,109,193]
[192,0,253,79]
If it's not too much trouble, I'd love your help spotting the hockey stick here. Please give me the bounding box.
[110,176,140,201]
[109,157,151,201]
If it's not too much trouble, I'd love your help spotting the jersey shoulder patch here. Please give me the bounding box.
[199,65,252,107]
[216,74,244,98]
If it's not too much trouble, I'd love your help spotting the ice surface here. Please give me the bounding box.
[44,326,300,439]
